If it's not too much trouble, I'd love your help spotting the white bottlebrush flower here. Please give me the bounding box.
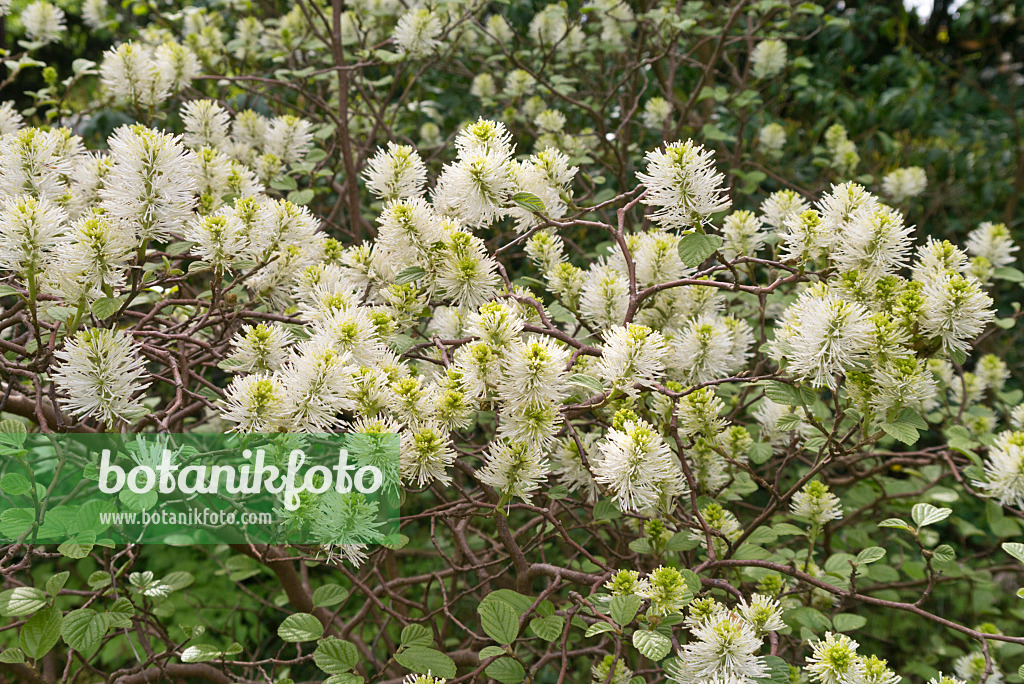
[761,189,810,229]
[975,430,1024,510]
[722,210,766,259]
[470,72,497,100]
[881,167,927,202]
[436,229,500,309]
[790,480,843,527]
[81,0,108,29]
[738,594,785,634]
[750,39,787,79]
[976,354,1009,393]
[871,357,938,416]
[394,8,442,58]
[230,110,269,160]
[595,415,685,512]
[0,101,24,135]
[553,433,602,502]
[220,372,287,432]
[265,116,313,165]
[375,197,443,264]
[673,611,767,682]
[227,323,293,373]
[671,314,735,384]
[99,42,172,107]
[499,337,570,409]
[477,440,549,502]
[363,142,428,202]
[833,205,913,280]
[505,69,535,97]
[635,230,688,287]
[21,1,65,44]
[638,566,692,617]
[100,125,197,241]
[0,195,67,275]
[154,41,201,93]
[920,272,994,353]
[529,4,568,45]
[52,328,150,427]
[638,140,731,229]
[280,342,355,432]
[954,652,1003,684]
[401,424,455,487]
[912,237,970,282]
[805,633,866,684]
[758,123,787,152]
[930,675,969,684]
[591,654,632,684]
[0,127,80,202]
[50,213,135,294]
[778,286,873,389]
[861,655,902,684]
[432,147,513,228]
[965,221,1018,269]
[594,324,669,392]
[466,301,524,351]
[641,97,673,129]
[181,100,231,150]
[580,262,629,329]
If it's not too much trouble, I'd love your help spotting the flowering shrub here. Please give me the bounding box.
[1,1,1023,684]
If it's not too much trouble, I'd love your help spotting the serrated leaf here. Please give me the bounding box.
[91,297,121,320]
[585,621,617,637]
[529,615,564,641]
[881,421,919,445]
[878,518,910,530]
[749,441,773,465]
[0,647,25,663]
[278,613,324,642]
[486,656,526,684]
[107,597,134,629]
[763,381,814,407]
[678,232,722,267]
[832,613,867,632]
[664,531,700,551]
[593,499,622,521]
[609,594,642,626]
[629,537,653,554]
[61,609,110,656]
[401,623,433,648]
[0,473,31,496]
[478,599,519,644]
[911,503,951,527]
[0,587,48,617]
[394,266,426,285]
[314,637,359,674]
[181,643,240,663]
[1002,542,1024,563]
[855,547,886,565]
[632,629,671,660]
[394,646,456,679]
[932,544,955,563]
[20,605,61,659]
[568,373,605,393]
[313,584,348,608]
[512,191,546,213]
[46,572,70,597]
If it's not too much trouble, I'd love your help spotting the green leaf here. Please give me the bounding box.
[0,473,31,496]
[993,266,1024,282]
[755,655,791,684]
[288,188,315,205]
[664,531,700,551]
[394,266,426,285]
[568,373,605,393]
[313,584,348,608]
[46,572,70,597]
[58,531,96,559]
[832,613,867,632]
[0,587,48,617]
[0,647,25,663]
[162,572,194,591]
[0,284,20,297]
[20,605,62,659]
[400,624,433,648]
[677,232,723,267]
[278,613,324,642]
[911,503,951,527]
[593,499,622,521]
[1002,542,1024,563]
[486,657,526,684]
[609,594,642,626]
[529,615,564,641]
[478,599,519,644]
[932,544,955,563]
[106,597,134,629]
[180,643,241,663]
[629,537,653,554]
[880,421,919,445]
[512,191,546,213]
[585,621,617,637]
[314,637,359,674]
[394,646,456,679]
[61,609,110,656]
[749,441,773,465]
[480,645,505,659]
[632,629,671,661]
[763,381,814,407]
[91,297,121,320]
[855,547,886,565]
[878,518,911,530]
